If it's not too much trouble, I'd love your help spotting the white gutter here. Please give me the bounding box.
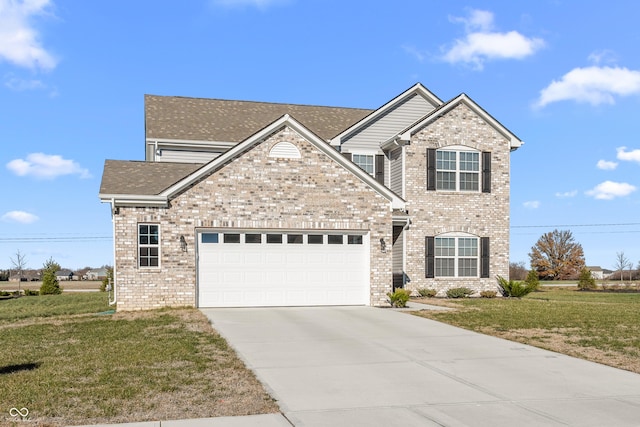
[108,198,117,306]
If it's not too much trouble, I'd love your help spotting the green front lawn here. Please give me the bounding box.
[0,293,278,426]
[413,288,640,373]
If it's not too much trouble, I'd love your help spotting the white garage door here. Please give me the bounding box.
[197,230,370,307]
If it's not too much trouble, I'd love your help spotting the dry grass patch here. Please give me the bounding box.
[0,294,278,426]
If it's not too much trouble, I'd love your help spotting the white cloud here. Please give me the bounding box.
[596,160,618,170]
[555,190,577,198]
[585,181,637,200]
[2,210,39,224]
[587,50,618,65]
[535,66,640,108]
[7,153,91,179]
[0,0,57,71]
[4,75,45,91]
[617,146,640,163]
[441,9,544,70]
[523,200,540,209]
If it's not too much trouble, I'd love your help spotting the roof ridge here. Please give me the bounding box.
[144,94,373,112]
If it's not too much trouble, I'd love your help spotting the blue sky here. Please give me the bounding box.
[1,0,639,272]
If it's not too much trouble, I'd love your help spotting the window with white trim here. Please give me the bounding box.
[436,149,480,191]
[353,154,374,176]
[435,235,478,277]
[138,224,159,267]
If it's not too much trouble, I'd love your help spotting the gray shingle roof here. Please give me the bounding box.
[145,95,373,142]
[100,160,202,195]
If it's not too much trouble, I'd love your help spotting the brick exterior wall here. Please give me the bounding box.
[113,126,393,310]
[403,103,511,296]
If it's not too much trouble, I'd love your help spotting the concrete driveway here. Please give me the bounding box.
[201,304,640,426]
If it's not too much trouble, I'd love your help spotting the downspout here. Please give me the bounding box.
[402,217,411,288]
[109,198,117,306]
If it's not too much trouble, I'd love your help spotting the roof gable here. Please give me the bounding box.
[161,115,405,209]
[400,93,524,150]
[145,95,372,143]
[329,83,443,146]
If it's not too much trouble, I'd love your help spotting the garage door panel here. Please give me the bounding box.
[198,230,369,307]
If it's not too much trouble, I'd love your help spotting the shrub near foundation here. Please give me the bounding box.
[387,288,411,307]
[417,288,437,298]
[446,287,474,298]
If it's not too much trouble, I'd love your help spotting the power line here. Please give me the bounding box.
[0,237,111,243]
[512,222,640,228]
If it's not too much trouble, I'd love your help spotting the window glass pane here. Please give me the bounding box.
[348,235,363,245]
[458,238,478,257]
[328,235,343,244]
[458,258,478,277]
[435,258,455,277]
[288,234,303,244]
[435,238,455,256]
[245,233,262,243]
[149,247,158,256]
[267,234,283,244]
[436,171,456,190]
[224,233,240,243]
[201,233,219,243]
[149,234,159,245]
[140,247,149,257]
[140,257,149,267]
[436,151,456,170]
[459,152,479,171]
[139,225,148,235]
[139,235,149,245]
[460,172,479,191]
[149,257,159,267]
[308,234,323,244]
[353,154,374,175]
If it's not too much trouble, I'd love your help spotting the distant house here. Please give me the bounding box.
[9,270,40,282]
[55,269,75,281]
[86,268,108,280]
[587,266,614,280]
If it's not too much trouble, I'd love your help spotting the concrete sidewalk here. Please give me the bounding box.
[201,304,640,426]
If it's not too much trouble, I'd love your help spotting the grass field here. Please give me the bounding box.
[413,288,640,374]
[0,293,278,426]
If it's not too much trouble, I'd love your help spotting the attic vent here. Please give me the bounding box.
[269,142,301,159]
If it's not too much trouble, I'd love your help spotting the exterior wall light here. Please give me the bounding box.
[180,235,187,252]
[380,238,387,253]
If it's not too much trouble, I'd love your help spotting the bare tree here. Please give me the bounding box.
[10,249,28,294]
[509,261,528,280]
[615,251,632,282]
[529,229,585,280]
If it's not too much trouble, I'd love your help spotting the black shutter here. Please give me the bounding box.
[426,149,436,191]
[375,154,384,184]
[482,152,491,193]
[425,236,435,278]
[342,152,352,161]
[480,237,490,278]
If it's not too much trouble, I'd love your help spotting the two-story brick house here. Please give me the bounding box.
[99,83,522,310]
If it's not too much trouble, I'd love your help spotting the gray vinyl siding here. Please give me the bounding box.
[341,93,436,152]
[390,147,403,197]
[392,225,404,288]
[156,149,222,164]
